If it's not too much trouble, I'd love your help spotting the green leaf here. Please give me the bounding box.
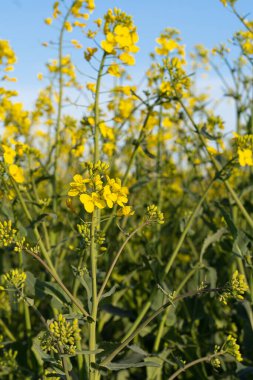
[232,230,250,259]
[101,284,118,300]
[216,204,237,238]
[32,336,51,366]
[75,270,92,313]
[200,227,227,261]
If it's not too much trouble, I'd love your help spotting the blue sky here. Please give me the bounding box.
[0,0,252,126]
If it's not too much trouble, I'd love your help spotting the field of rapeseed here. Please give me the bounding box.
[0,0,253,378]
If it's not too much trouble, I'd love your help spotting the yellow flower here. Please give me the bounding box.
[64,21,73,32]
[94,18,102,27]
[103,185,117,208]
[44,17,52,25]
[119,52,135,65]
[224,335,242,362]
[80,193,106,213]
[117,205,134,216]
[84,47,97,61]
[2,145,16,164]
[71,40,83,49]
[73,21,87,28]
[9,164,25,183]
[101,39,115,54]
[238,148,253,166]
[4,65,14,72]
[37,73,43,80]
[86,82,96,93]
[68,174,90,197]
[108,63,121,77]
[3,76,17,82]
[231,270,248,299]
[207,146,219,155]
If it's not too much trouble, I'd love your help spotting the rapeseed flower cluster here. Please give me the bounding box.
[0,220,17,247]
[44,0,95,29]
[146,205,164,224]
[40,314,80,355]
[100,8,139,66]
[224,335,242,362]
[219,270,248,305]
[235,24,253,55]
[0,348,18,374]
[68,161,134,215]
[3,269,26,290]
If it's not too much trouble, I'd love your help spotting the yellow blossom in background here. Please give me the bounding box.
[117,205,135,216]
[108,63,122,77]
[207,146,219,155]
[238,149,253,166]
[37,73,43,80]
[44,17,52,25]
[9,164,25,183]
[4,65,14,72]
[73,20,87,28]
[84,47,98,61]
[64,21,73,32]
[2,145,16,164]
[86,82,96,93]
[71,39,83,49]
[0,40,17,66]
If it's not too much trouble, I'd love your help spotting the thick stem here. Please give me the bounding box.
[89,211,99,379]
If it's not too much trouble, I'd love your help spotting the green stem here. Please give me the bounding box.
[97,222,147,302]
[164,179,214,275]
[24,247,89,318]
[0,319,15,341]
[168,351,225,380]
[89,211,99,379]
[156,105,163,258]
